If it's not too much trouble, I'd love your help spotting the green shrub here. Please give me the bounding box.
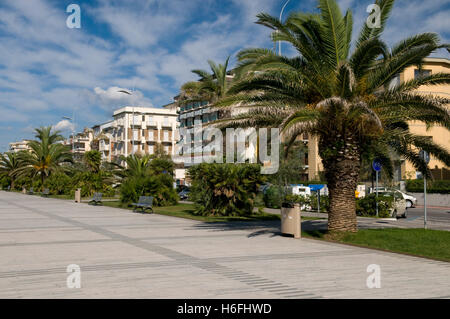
[73,171,115,198]
[45,172,73,195]
[283,194,310,208]
[188,163,265,216]
[264,186,283,209]
[309,194,329,213]
[406,179,450,194]
[0,175,10,189]
[120,174,177,207]
[356,194,392,218]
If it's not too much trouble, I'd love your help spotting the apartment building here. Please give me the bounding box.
[400,57,450,180]
[307,57,450,181]
[62,128,95,162]
[93,106,178,163]
[9,140,32,153]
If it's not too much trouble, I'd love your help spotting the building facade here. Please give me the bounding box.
[9,140,32,153]
[62,128,95,162]
[93,106,178,163]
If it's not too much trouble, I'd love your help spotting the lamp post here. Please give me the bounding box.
[278,0,291,56]
[62,115,75,155]
[118,90,135,156]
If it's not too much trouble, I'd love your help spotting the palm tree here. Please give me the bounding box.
[114,154,152,180]
[15,126,73,191]
[0,152,21,189]
[214,0,450,233]
[84,150,102,173]
[192,56,232,101]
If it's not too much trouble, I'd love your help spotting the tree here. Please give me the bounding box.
[188,163,266,216]
[15,126,73,191]
[84,150,102,173]
[192,56,232,101]
[0,152,21,189]
[214,0,450,233]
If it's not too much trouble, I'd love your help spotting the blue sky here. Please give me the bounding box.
[0,0,449,151]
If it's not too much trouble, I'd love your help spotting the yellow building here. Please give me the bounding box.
[400,58,450,180]
[308,57,450,181]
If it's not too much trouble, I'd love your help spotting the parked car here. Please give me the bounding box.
[291,185,312,197]
[378,189,417,208]
[178,188,190,200]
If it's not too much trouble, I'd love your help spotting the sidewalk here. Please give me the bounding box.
[1,191,449,299]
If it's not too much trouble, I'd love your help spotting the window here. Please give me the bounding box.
[164,116,169,126]
[414,69,431,80]
[142,115,145,121]
[148,131,154,141]
[148,145,154,154]
[133,115,141,124]
[164,145,169,154]
[142,130,145,137]
[133,130,139,140]
[163,131,169,141]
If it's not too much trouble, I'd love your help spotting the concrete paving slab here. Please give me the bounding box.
[0,191,449,299]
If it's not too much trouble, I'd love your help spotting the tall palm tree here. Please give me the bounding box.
[15,126,73,191]
[0,152,21,189]
[214,0,450,233]
[192,56,232,101]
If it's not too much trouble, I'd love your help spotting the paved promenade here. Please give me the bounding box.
[0,191,449,299]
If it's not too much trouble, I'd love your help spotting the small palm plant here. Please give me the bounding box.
[214,0,450,232]
[0,152,21,189]
[15,126,73,191]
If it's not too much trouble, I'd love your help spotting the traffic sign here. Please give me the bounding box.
[372,159,382,172]
[419,150,430,164]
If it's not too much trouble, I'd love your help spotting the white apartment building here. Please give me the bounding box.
[93,106,178,163]
[9,140,32,153]
[62,128,95,161]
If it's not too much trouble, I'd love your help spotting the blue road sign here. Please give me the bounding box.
[372,160,383,172]
[309,184,325,192]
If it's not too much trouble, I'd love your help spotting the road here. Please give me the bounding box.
[0,191,449,299]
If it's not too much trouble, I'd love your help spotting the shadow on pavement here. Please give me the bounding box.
[189,219,328,238]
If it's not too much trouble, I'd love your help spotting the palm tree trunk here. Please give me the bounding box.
[324,157,360,232]
[322,138,361,233]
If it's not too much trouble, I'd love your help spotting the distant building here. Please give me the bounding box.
[62,128,95,162]
[93,106,178,163]
[9,140,32,153]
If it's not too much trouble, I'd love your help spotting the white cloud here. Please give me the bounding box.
[53,119,75,132]
[93,86,154,109]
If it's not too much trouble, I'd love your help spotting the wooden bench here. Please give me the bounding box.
[88,193,103,205]
[42,188,50,197]
[132,196,154,213]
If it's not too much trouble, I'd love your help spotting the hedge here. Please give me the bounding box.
[406,180,450,194]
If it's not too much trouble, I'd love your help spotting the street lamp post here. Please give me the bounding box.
[62,115,75,155]
[118,89,135,156]
[278,0,291,56]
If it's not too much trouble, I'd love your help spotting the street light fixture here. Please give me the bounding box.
[117,89,136,156]
[278,0,291,56]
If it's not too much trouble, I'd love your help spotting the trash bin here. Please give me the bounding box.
[281,204,301,239]
[75,188,81,203]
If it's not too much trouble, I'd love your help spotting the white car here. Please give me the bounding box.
[378,189,417,208]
